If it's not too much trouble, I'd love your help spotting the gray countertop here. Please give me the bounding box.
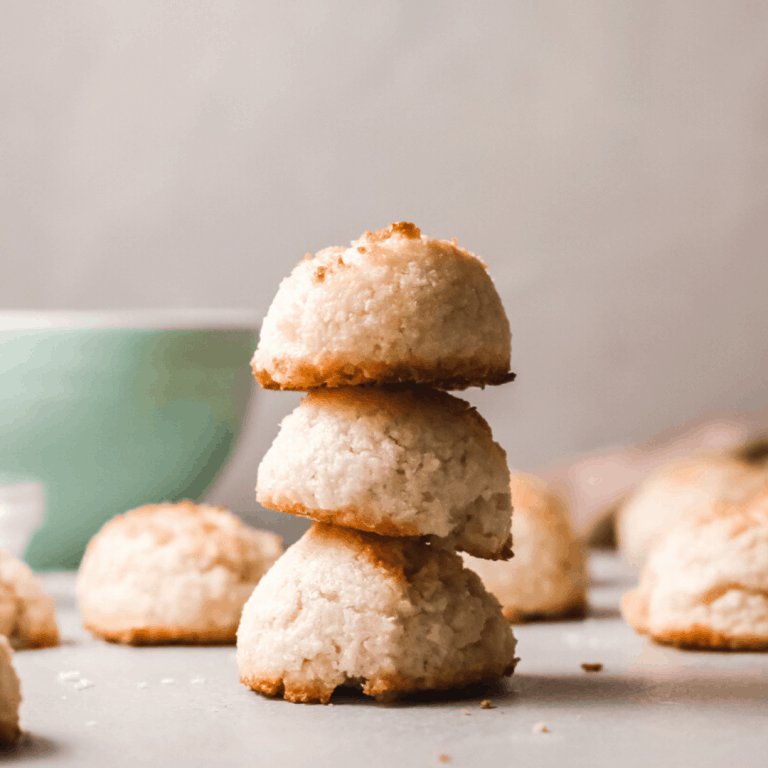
[8,554,768,767]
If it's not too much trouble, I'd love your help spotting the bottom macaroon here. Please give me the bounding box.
[237,522,518,703]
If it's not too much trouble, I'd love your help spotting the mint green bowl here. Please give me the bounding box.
[0,311,259,570]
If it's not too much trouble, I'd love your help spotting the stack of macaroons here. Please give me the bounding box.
[239,223,519,703]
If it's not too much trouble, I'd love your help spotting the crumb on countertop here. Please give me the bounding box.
[438,755,451,763]
[480,699,496,710]
[461,708,470,715]
[581,662,603,672]
[533,722,549,733]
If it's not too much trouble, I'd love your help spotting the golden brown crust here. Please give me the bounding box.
[241,657,518,704]
[17,629,59,651]
[252,354,515,392]
[502,595,588,624]
[364,221,422,243]
[633,622,768,651]
[240,674,336,704]
[622,587,768,650]
[0,721,22,748]
[83,622,237,646]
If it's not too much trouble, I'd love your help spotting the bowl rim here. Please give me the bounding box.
[0,309,261,331]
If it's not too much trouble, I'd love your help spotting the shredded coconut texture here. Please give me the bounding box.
[0,549,59,649]
[621,484,768,649]
[257,387,512,559]
[463,473,586,621]
[237,523,518,703]
[77,501,282,644]
[251,223,513,391]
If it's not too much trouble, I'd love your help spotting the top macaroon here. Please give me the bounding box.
[252,223,514,391]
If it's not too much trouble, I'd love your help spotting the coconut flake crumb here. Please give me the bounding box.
[161,678,175,685]
[58,671,81,681]
[581,662,603,672]
[190,677,206,684]
[461,708,470,715]
[74,679,94,691]
[480,699,496,710]
[85,721,97,727]
[533,722,549,733]
[138,682,148,689]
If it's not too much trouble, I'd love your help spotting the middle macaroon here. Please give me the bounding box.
[257,387,513,560]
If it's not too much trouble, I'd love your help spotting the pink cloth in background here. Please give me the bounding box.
[535,406,768,535]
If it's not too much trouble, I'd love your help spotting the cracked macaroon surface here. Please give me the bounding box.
[0,549,59,650]
[463,473,587,622]
[236,522,518,703]
[77,501,282,645]
[251,222,514,391]
[621,483,768,650]
[257,387,512,559]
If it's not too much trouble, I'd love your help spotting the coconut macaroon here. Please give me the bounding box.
[0,550,59,650]
[77,501,282,645]
[251,222,514,391]
[617,443,768,567]
[463,473,587,622]
[0,636,22,747]
[622,483,768,650]
[257,387,512,560]
[237,523,518,703]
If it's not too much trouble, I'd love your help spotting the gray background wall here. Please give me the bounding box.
[3,1,767,543]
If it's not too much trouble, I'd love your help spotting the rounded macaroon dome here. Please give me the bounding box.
[462,473,587,622]
[251,222,514,391]
[621,482,768,650]
[0,549,59,650]
[77,501,283,645]
[257,387,513,560]
[617,443,768,568]
[236,522,518,704]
